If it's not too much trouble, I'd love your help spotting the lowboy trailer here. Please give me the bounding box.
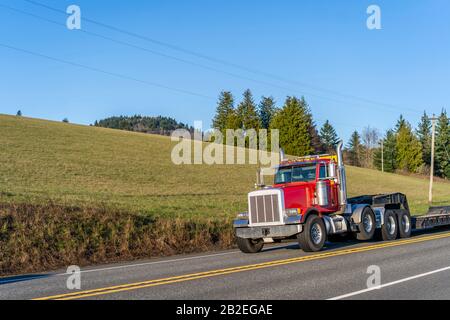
[233,142,450,253]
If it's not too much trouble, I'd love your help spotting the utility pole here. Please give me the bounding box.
[381,139,384,173]
[429,115,438,204]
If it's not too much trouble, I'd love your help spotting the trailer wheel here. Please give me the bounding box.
[236,237,264,253]
[356,207,376,241]
[398,211,411,238]
[381,210,398,241]
[298,215,326,252]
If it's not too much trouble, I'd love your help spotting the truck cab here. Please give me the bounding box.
[273,157,341,216]
[233,142,413,253]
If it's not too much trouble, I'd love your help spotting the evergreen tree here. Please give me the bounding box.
[270,96,314,156]
[435,110,450,178]
[258,96,277,129]
[383,130,398,173]
[310,125,325,154]
[319,120,339,152]
[416,111,432,166]
[225,108,240,131]
[16,110,22,116]
[373,130,397,172]
[62,118,69,123]
[395,114,407,132]
[212,91,234,131]
[236,89,260,131]
[346,131,362,167]
[396,121,424,172]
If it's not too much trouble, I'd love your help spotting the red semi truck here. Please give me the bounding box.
[233,142,450,253]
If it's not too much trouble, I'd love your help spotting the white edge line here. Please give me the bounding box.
[328,266,450,300]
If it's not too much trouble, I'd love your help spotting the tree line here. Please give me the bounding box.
[212,90,449,179]
[211,90,340,155]
[347,111,450,179]
[94,115,193,136]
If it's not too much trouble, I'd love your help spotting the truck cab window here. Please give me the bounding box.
[275,164,317,184]
[319,164,329,179]
[292,165,316,182]
[274,167,292,184]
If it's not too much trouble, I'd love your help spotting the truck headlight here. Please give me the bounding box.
[284,208,301,217]
[237,212,249,219]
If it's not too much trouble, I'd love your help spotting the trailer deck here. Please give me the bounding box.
[347,193,450,231]
[413,206,450,230]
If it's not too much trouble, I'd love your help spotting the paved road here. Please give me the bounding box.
[2,227,450,300]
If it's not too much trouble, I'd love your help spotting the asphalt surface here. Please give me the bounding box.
[2,227,450,300]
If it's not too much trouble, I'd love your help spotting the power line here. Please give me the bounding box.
[2,3,392,115]
[0,42,214,100]
[22,0,423,115]
[3,3,353,109]
[0,44,389,136]
[0,3,416,133]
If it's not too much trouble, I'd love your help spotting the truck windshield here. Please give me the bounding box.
[274,164,317,184]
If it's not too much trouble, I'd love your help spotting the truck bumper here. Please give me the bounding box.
[235,224,303,239]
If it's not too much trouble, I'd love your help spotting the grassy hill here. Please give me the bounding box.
[1,114,449,215]
[1,114,449,274]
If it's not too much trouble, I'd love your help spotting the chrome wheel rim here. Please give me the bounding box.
[401,215,410,233]
[363,213,373,233]
[387,216,396,235]
[311,223,323,245]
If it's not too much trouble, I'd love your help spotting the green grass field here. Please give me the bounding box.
[1,114,449,217]
[1,114,450,274]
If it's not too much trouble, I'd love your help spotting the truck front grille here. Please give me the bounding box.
[249,193,282,225]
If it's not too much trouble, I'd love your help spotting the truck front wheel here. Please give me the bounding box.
[298,215,326,252]
[236,237,264,253]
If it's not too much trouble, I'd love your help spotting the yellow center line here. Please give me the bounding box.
[34,232,450,300]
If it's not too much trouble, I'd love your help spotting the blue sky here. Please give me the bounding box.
[1,0,449,141]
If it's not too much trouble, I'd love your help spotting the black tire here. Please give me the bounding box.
[236,237,264,253]
[298,215,326,252]
[397,211,411,238]
[381,210,398,241]
[356,207,376,241]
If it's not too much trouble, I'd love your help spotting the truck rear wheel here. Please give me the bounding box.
[381,210,398,241]
[236,237,264,253]
[298,215,326,252]
[356,207,376,241]
[397,211,411,238]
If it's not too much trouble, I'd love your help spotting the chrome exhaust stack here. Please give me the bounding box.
[336,141,347,207]
[280,148,286,162]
